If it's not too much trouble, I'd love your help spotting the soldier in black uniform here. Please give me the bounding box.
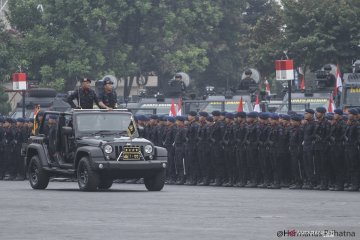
[238,69,257,91]
[148,115,159,144]
[289,114,304,189]
[185,111,199,185]
[156,116,167,147]
[313,107,329,190]
[197,112,210,186]
[98,77,118,109]
[234,111,248,187]
[244,112,260,188]
[205,116,215,183]
[67,78,100,109]
[209,111,226,186]
[222,113,236,187]
[0,117,5,179]
[266,113,281,189]
[302,109,316,189]
[257,112,272,188]
[14,118,28,180]
[174,116,187,185]
[164,116,177,184]
[344,108,360,191]
[3,118,16,180]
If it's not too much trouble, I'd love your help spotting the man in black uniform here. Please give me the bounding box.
[197,112,210,186]
[185,111,199,185]
[222,113,236,187]
[3,118,16,180]
[238,69,257,91]
[148,115,159,145]
[344,108,360,191]
[267,113,281,189]
[174,116,187,185]
[257,112,271,188]
[289,114,304,189]
[244,112,260,188]
[98,77,118,109]
[156,116,167,147]
[302,109,316,189]
[234,112,248,187]
[67,78,100,109]
[209,110,226,186]
[164,116,177,184]
[14,118,28,180]
[313,107,329,190]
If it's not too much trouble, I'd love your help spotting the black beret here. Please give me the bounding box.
[316,107,326,114]
[287,110,297,116]
[305,109,315,114]
[325,113,334,120]
[175,116,185,122]
[334,109,343,115]
[5,117,13,123]
[220,111,227,116]
[212,110,221,116]
[103,77,113,86]
[166,116,175,123]
[348,108,358,115]
[281,114,290,121]
[199,112,209,117]
[270,113,279,120]
[291,114,302,122]
[237,112,247,118]
[225,112,234,119]
[16,117,25,123]
[188,111,197,117]
[247,112,258,118]
[259,112,269,120]
[150,115,158,120]
[206,116,214,122]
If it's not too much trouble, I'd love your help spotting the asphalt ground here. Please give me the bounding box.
[0,181,358,240]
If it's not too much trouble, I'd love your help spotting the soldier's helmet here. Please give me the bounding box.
[324,64,332,71]
[245,69,252,76]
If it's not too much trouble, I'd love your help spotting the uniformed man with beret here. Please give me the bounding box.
[164,116,177,184]
[222,112,236,187]
[209,110,226,186]
[148,115,159,144]
[267,113,282,189]
[344,108,360,191]
[156,116,167,147]
[174,116,187,185]
[185,111,199,185]
[197,112,210,186]
[234,111,248,187]
[278,114,291,187]
[302,109,316,189]
[313,107,329,190]
[67,78,100,109]
[3,118,16,180]
[14,118,28,180]
[244,112,260,188]
[289,114,304,189]
[257,112,271,188]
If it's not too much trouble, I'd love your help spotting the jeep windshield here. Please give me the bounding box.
[75,112,133,135]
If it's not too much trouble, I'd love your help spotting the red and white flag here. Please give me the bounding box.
[169,99,176,116]
[237,96,244,112]
[300,74,305,90]
[177,97,182,116]
[334,64,342,96]
[253,95,261,112]
[328,93,335,113]
[265,80,271,95]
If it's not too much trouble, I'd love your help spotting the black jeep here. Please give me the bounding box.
[25,109,167,191]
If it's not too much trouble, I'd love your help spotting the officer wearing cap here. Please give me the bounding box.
[98,77,118,109]
[302,109,316,189]
[67,78,100,109]
[209,110,226,186]
[174,116,187,184]
[244,112,260,188]
[197,112,210,186]
[238,69,257,91]
[344,108,360,191]
[185,111,199,185]
[288,114,304,189]
[164,116,177,184]
[312,106,329,190]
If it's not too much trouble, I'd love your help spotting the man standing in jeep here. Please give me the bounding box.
[98,77,118,109]
[67,78,100,109]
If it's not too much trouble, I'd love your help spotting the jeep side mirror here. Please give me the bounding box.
[62,126,73,135]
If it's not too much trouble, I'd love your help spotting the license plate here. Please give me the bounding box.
[122,146,141,160]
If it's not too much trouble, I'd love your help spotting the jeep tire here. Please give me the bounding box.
[98,175,113,190]
[144,169,165,191]
[77,157,99,191]
[28,155,50,189]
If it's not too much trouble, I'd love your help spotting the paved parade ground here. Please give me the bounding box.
[0,181,359,240]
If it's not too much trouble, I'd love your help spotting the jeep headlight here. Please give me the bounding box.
[104,145,113,154]
[144,145,153,154]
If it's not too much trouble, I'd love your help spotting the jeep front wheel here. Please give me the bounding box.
[144,169,165,191]
[28,155,50,190]
[77,157,99,191]
[98,175,113,190]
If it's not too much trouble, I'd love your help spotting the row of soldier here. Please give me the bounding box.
[0,117,34,180]
[135,107,360,191]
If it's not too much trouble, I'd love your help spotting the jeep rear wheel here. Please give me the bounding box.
[77,157,99,191]
[144,169,165,191]
[98,175,113,190]
[28,155,50,190]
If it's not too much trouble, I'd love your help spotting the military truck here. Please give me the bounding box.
[25,109,167,191]
[340,60,360,109]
